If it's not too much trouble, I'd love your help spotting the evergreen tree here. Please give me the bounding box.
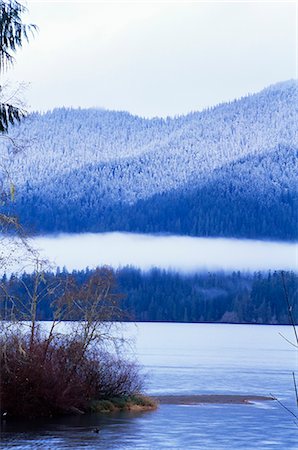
[0,1,36,132]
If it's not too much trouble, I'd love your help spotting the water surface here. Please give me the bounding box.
[1,323,297,449]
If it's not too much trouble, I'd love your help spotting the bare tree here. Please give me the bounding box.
[0,265,145,418]
[270,271,298,425]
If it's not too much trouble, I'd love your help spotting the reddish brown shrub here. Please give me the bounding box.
[0,331,142,418]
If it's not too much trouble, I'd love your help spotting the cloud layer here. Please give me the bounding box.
[31,233,297,274]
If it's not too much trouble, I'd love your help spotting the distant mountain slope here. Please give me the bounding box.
[2,80,298,239]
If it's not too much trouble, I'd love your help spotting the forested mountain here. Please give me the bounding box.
[2,268,297,324]
[2,80,297,238]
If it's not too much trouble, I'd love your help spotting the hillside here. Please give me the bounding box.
[2,80,297,239]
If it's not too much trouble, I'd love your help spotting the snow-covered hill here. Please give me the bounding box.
[2,80,298,239]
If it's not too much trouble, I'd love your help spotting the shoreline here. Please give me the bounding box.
[155,394,274,405]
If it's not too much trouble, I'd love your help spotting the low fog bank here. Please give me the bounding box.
[28,233,297,274]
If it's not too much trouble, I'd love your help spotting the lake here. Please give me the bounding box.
[1,323,297,449]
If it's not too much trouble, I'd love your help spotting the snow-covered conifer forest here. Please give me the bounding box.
[2,80,297,239]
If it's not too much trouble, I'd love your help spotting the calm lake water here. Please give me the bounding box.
[1,323,297,449]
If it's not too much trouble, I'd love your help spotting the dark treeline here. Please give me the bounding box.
[4,146,298,241]
[9,174,297,240]
[1,267,297,324]
[6,150,297,241]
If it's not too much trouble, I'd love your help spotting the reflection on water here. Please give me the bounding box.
[1,323,297,449]
[2,404,298,450]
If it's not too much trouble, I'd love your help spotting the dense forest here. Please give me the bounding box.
[1,267,297,324]
[9,144,295,239]
[2,80,297,239]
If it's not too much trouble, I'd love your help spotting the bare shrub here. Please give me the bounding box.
[0,268,144,418]
[0,330,143,418]
[92,350,144,399]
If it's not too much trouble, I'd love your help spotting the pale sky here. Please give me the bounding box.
[6,0,298,117]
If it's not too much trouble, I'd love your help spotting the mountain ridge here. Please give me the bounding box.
[2,80,297,239]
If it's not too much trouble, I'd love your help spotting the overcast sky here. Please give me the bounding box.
[6,1,297,117]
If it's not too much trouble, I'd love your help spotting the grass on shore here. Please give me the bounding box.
[89,394,158,413]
